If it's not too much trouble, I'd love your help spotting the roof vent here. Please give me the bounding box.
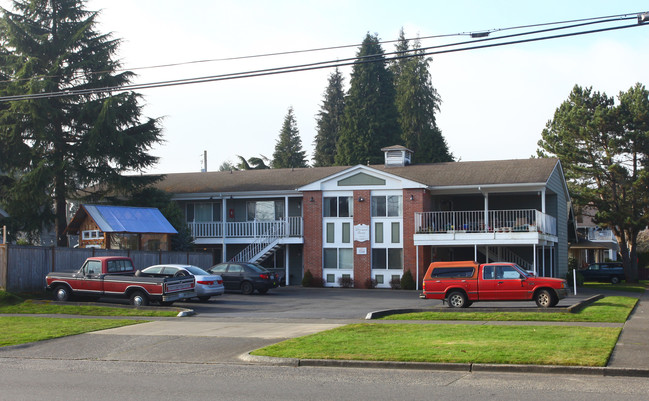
[381,145,413,167]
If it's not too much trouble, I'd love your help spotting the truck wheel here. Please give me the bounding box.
[611,276,620,284]
[447,291,468,308]
[129,290,149,307]
[535,289,555,308]
[241,281,254,295]
[53,285,71,302]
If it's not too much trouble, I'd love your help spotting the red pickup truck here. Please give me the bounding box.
[421,261,568,308]
[46,256,196,306]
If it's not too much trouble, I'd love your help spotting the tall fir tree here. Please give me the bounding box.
[272,107,308,169]
[0,0,162,245]
[335,33,401,166]
[392,28,453,163]
[313,68,345,167]
[537,84,649,282]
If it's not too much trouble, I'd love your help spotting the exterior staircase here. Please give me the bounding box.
[479,247,533,270]
[229,226,283,263]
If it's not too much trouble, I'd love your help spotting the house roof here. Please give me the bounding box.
[65,205,177,235]
[153,158,560,195]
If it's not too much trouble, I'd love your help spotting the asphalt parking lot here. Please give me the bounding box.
[171,285,587,319]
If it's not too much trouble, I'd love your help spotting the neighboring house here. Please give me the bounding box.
[569,206,619,267]
[153,146,572,288]
[64,205,177,251]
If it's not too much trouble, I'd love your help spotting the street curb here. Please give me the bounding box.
[31,300,195,317]
[240,352,649,377]
[365,294,605,319]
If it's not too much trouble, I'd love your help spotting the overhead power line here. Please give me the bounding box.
[0,12,647,102]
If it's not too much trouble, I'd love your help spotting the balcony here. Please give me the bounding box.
[586,228,616,242]
[188,217,303,239]
[414,209,557,245]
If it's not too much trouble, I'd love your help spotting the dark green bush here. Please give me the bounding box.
[401,269,415,290]
[364,278,378,289]
[301,270,314,287]
[566,269,584,286]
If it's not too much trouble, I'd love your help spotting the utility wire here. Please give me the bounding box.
[0,10,643,85]
[0,16,647,101]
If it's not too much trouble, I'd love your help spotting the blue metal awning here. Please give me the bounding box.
[83,205,177,234]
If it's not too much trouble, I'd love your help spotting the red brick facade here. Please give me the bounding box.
[353,190,372,288]
[302,190,323,280]
[402,188,431,286]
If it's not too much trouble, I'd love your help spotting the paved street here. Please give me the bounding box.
[1,286,648,400]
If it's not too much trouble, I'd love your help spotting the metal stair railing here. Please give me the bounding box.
[229,223,282,263]
[479,247,533,270]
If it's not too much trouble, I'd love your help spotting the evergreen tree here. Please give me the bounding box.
[538,84,649,282]
[335,33,401,166]
[272,107,308,168]
[313,68,345,167]
[0,0,162,245]
[392,29,453,163]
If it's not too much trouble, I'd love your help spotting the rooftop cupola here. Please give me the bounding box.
[381,145,413,167]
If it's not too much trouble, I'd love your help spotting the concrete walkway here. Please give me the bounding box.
[607,290,649,369]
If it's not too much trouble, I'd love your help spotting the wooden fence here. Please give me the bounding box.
[0,244,214,292]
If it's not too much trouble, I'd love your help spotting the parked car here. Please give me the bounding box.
[580,262,625,284]
[207,262,279,295]
[140,264,224,302]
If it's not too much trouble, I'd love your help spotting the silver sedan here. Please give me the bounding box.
[141,264,225,302]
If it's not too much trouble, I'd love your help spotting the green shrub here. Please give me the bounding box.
[401,270,415,290]
[302,270,314,287]
[566,269,584,286]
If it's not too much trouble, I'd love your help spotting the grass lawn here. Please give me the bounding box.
[582,280,647,293]
[0,291,180,317]
[252,323,621,367]
[380,296,637,323]
[0,316,144,347]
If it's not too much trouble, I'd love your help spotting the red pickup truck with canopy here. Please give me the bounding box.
[46,256,196,306]
[421,261,568,308]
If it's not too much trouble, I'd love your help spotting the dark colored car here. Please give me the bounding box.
[581,262,625,284]
[207,262,279,295]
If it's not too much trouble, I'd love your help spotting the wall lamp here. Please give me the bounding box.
[409,194,414,201]
[358,196,365,202]
[309,197,315,202]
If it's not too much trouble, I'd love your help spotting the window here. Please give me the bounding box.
[371,195,402,217]
[81,230,103,240]
[324,248,353,269]
[186,202,221,222]
[375,222,383,243]
[342,223,351,243]
[323,196,353,217]
[326,223,335,243]
[82,260,101,275]
[107,259,134,273]
[247,200,284,221]
[433,267,475,278]
[391,222,400,243]
[372,248,403,270]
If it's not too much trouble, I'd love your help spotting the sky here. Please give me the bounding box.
[5,0,649,173]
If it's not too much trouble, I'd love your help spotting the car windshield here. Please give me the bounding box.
[184,265,209,275]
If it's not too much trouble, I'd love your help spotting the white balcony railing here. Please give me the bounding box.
[188,217,303,239]
[415,209,557,236]
[587,228,615,242]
